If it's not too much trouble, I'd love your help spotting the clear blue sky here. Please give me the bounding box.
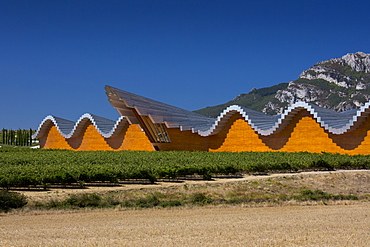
[1,0,370,129]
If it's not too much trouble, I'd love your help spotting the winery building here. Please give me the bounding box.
[33,85,370,155]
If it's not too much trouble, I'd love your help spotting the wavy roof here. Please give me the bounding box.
[34,86,370,139]
[106,86,370,136]
[197,102,368,136]
[105,86,216,132]
[33,113,128,139]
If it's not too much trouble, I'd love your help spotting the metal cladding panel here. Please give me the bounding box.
[105,85,370,137]
[106,86,216,132]
[198,102,370,136]
[33,114,128,139]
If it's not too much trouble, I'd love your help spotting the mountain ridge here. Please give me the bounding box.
[195,52,370,118]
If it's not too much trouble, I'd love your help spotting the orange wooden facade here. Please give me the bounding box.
[39,123,154,151]
[39,109,370,154]
[209,110,370,155]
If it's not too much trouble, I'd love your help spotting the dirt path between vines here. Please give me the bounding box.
[19,169,370,201]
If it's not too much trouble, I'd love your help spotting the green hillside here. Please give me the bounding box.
[194,83,289,117]
[195,52,370,118]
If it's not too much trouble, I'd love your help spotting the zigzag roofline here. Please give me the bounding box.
[198,101,370,136]
[106,85,370,136]
[33,113,129,139]
[34,87,370,140]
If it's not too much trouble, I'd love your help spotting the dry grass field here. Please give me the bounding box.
[1,204,369,246]
[1,170,370,246]
[20,169,370,203]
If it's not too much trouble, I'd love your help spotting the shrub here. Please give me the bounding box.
[200,168,212,180]
[190,193,213,204]
[120,199,136,208]
[248,163,269,174]
[160,200,182,207]
[294,189,332,201]
[131,170,157,184]
[135,195,160,208]
[311,160,335,171]
[225,198,243,204]
[0,190,28,212]
[64,193,102,208]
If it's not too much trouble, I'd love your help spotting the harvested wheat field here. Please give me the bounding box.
[1,204,369,246]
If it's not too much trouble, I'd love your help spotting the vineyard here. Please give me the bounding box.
[1,147,370,189]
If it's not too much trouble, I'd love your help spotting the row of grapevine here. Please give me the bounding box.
[1,129,34,146]
[0,148,369,189]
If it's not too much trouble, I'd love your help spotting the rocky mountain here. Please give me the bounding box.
[195,52,370,117]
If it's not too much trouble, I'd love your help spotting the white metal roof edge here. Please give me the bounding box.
[33,114,129,139]
[198,101,370,137]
